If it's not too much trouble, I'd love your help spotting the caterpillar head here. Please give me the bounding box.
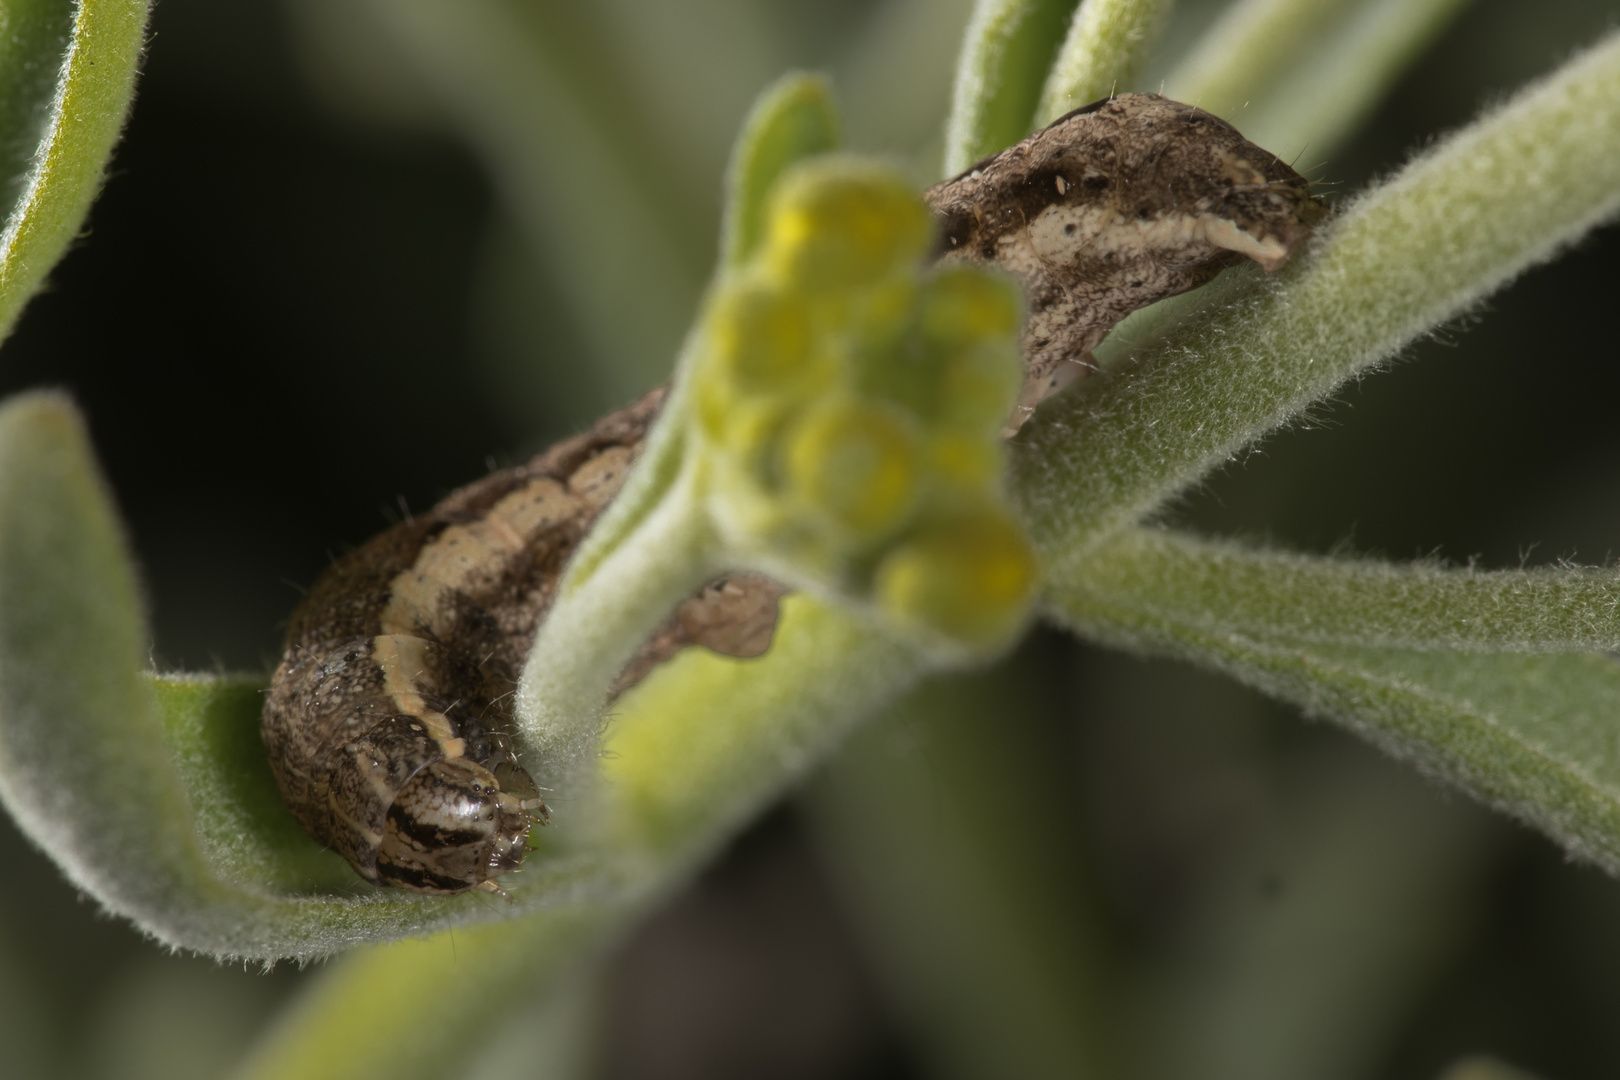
[376,756,543,895]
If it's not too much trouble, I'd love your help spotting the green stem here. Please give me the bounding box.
[1014,32,1620,583]
[515,459,719,788]
[1056,528,1620,652]
[807,662,1127,1080]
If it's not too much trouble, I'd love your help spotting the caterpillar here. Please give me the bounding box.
[926,93,1321,430]
[261,93,1320,895]
[260,389,782,895]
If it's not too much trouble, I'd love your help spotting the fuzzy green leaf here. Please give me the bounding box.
[1069,528,1620,653]
[0,395,513,960]
[1165,0,1474,160]
[0,0,150,338]
[1049,576,1620,875]
[720,72,841,269]
[944,0,1080,176]
[0,392,195,930]
[1015,32,1620,583]
[4,479,925,963]
[345,0,708,399]
[1033,0,1174,126]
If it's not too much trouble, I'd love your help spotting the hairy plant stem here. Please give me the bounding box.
[515,455,720,788]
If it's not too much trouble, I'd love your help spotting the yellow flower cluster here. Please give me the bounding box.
[693,158,1038,654]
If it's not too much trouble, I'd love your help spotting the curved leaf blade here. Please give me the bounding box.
[1049,578,1620,875]
[0,393,203,933]
[0,0,151,339]
[720,71,840,269]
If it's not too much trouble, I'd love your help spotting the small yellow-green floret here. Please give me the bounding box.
[786,398,920,539]
[763,165,932,292]
[919,264,1023,344]
[707,280,814,392]
[874,512,1039,649]
[690,154,1039,656]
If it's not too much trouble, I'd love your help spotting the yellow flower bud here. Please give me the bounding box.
[706,278,823,389]
[937,341,1023,435]
[918,264,1023,344]
[764,162,931,293]
[785,398,920,540]
[927,432,1001,489]
[875,510,1038,649]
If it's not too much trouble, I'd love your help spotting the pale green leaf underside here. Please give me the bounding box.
[1075,528,1620,653]
[0,0,150,338]
[1049,542,1620,875]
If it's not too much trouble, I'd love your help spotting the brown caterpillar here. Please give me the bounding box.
[927,93,1323,429]
[261,94,1320,895]
[260,390,782,894]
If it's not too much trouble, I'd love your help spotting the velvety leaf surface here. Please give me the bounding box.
[1052,571,1620,873]
[0,0,150,336]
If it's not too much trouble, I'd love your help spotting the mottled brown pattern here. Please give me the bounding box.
[263,388,788,894]
[925,93,1325,428]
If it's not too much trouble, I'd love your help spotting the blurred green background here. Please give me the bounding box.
[0,0,1618,1077]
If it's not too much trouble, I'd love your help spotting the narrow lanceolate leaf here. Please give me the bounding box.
[1047,583,1620,876]
[1033,0,1174,126]
[349,0,708,399]
[1015,32,1620,581]
[944,0,1080,176]
[1165,0,1475,161]
[0,451,925,961]
[720,72,840,269]
[0,0,150,339]
[808,666,1124,1080]
[1066,528,1620,653]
